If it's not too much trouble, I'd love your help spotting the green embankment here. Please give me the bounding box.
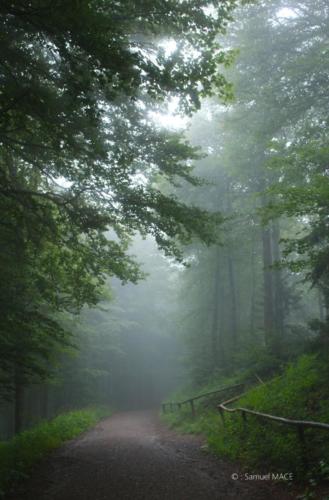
[0,407,111,496]
[162,355,329,479]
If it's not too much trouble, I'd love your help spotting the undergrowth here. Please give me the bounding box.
[0,406,111,496]
[162,354,329,485]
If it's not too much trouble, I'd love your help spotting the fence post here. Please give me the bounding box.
[190,399,195,417]
[218,407,225,426]
[241,410,247,431]
[297,425,308,472]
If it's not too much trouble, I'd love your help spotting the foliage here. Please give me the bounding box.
[163,355,329,481]
[0,0,236,265]
[164,0,329,476]
[0,406,111,496]
[174,0,329,383]
[258,0,329,314]
[0,0,242,399]
[265,139,329,302]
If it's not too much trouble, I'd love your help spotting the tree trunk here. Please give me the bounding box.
[40,384,49,420]
[318,288,325,322]
[14,371,24,434]
[225,177,238,346]
[211,248,225,371]
[262,223,275,350]
[271,220,284,356]
[250,227,257,335]
[227,251,238,345]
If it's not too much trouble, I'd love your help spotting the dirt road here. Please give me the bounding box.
[8,410,294,500]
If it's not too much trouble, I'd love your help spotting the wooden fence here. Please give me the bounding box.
[162,381,329,470]
[217,392,329,470]
[162,383,244,417]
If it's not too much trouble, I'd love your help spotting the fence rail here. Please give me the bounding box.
[162,381,329,471]
[218,397,329,431]
[162,383,244,417]
[217,392,329,470]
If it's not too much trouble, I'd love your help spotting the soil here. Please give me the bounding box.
[6,410,296,500]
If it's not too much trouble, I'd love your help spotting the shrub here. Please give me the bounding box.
[162,354,329,479]
[0,406,111,496]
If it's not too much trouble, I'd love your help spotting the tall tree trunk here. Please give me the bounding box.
[271,220,284,356]
[211,248,225,371]
[250,227,257,335]
[40,384,49,420]
[227,251,238,345]
[225,177,238,345]
[14,370,24,434]
[262,223,275,350]
[318,288,325,322]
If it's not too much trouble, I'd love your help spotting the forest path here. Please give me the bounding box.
[8,410,294,500]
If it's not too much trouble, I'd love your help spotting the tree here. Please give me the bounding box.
[261,0,329,324]
[0,0,239,265]
[174,0,327,381]
[0,0,244,422]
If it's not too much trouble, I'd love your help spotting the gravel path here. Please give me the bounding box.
[7,410,295,500]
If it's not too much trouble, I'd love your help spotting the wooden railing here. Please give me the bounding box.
[162,381,329,470]
[162,383,244,417]
[217,392,329,470]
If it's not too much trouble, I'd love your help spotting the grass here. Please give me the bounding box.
[162,354,329,483]
[0,406,111,496]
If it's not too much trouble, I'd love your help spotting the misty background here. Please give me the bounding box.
[1,0,327,441]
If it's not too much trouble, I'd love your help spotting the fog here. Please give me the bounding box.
[1,4,328,494]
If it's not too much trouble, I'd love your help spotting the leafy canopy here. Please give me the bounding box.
[0,0,240,394]
[0,0,239,268]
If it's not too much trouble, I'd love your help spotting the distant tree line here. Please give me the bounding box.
[0,0,242,434]
[177,0,329,384]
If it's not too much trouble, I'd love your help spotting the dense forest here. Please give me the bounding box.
[1,0,329,498]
